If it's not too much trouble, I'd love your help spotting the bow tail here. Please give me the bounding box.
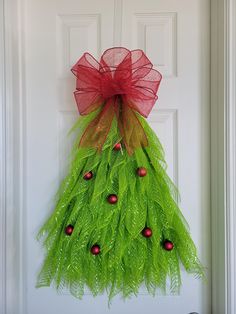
[79,98,148,154]
[117,103,148,155]
[79,99,115,151]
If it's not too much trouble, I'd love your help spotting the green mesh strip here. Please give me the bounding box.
[36,111,205,301]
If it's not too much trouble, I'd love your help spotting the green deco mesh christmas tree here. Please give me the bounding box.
[37,47,204,301]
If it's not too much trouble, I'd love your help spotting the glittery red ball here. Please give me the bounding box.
[83,171,93,180]
[163,240,174,251]
[142,227,152,238]
[113,143,122,151]
[65,224,74,236]
[107,194,118,204]
[91,244,100,255]
[137,167,147,177]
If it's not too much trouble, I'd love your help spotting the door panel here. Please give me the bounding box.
[25,0,210,313]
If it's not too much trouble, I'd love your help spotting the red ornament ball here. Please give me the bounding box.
[113,143,122,151]
[142,227,152,238]
[83,171,93,180]
[91,244,100,255]
[65,224,74,236]
[163,240,174,251]
[137,167,147,177]
[107,194,118,204]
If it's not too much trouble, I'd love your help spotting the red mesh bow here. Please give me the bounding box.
[71,47,162,154]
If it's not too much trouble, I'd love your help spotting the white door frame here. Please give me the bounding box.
[211,0,236,313]
[0,0,235,313]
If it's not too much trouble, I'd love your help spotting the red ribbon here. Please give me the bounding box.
[71,47,162,154]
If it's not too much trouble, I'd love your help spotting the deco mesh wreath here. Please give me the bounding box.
[37,47,204,300]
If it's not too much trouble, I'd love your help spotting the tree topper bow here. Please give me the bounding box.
[71,47,162,155]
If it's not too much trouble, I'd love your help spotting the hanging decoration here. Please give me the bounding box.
[37,47,204,301]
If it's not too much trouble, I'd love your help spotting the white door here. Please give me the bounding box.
[25,0,210,313]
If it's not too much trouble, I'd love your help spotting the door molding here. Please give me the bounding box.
[0,0,26,313]
[211,0,236,313]
[0,0,235,313]
[0,0,6,313]
[210,1,225,313]
[224,0,236,313]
